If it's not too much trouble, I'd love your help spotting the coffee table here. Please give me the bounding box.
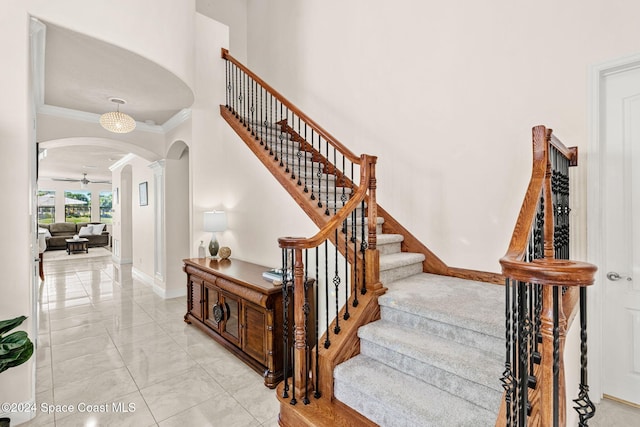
[65,238,89,255]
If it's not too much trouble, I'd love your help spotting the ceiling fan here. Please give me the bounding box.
[52,173,111,185]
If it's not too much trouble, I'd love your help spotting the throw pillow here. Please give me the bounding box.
[78,226,93,237]
[92,223,106,235]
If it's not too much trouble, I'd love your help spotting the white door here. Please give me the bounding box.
[602,64,640,405]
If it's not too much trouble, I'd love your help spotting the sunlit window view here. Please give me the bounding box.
[99,191,113,224]
[37,190,56,224]
[64,190,91,223]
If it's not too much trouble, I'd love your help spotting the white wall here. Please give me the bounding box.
[0,2,35,419]
[164,145,190,297]
[246,0,640,273]
[196,0,248,64]
[129,157,155,279]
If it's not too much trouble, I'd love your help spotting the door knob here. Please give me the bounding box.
[606,271,632,282]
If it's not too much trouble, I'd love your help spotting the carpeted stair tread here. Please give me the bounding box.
[379,273,503,339]
[358,320,502,396]
[334,355,496,427]
[379,252,425,271]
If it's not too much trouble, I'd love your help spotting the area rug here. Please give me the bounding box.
[43,246,112,261]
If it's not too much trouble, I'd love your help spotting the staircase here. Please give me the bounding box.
[235,118,504,425]
[220,49,507,426]
[334,264,504,426]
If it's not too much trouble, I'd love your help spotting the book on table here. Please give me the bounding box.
[262,269,284,283]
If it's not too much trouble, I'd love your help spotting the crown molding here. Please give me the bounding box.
[37,104,191,134]
[109,153,137,171]
[161,109,192,133]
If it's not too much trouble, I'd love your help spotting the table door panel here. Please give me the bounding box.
[221,292,241,347]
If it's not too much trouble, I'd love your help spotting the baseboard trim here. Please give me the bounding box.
[131,267,185,299]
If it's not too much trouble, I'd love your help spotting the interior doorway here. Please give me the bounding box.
[589,54,640,407]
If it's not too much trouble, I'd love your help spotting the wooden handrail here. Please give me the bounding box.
[278,154,376,250]
[550,134,578,166]
[222,48,360,163]
[500,258,596,286]
[502,126,549,261]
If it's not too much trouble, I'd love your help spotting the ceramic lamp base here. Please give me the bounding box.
[209,237,220,257]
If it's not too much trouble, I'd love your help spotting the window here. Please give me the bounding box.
[99,191,113,224]
[37,190,55,224]
[64,190,91,223]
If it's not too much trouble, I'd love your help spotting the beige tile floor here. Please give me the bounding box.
[23,252,640,426]
[26,253,280,427]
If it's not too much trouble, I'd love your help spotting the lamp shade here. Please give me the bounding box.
[203,211,227,232]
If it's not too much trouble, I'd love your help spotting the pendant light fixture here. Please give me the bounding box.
[100,97,136,133]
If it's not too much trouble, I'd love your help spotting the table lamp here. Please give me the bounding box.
[203,211,227,257]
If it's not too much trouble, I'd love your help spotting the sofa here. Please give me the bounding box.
[38,222,110,250]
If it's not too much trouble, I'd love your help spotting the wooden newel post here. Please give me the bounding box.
[292,248,311,398]
[365,156,380,288]
[539,283,567,427]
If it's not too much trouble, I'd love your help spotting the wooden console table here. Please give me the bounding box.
[183,258,288,388]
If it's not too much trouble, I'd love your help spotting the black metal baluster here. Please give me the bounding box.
[351,162,359,308]
[314,246,321,398]
[303,249,310,405]
[278,103,284,166]
[324,139,330,216]
[343,219,350,320]
[284,108,290,174]
[518,281,530,422]
[296,117,302,185]
[303,123,308,193]
[259,83,264,145]
[333,231,341,334]
[233,64,238,116]
[573,287,595,426]
[323,240,330,348]
[225,59,230,109]
[269,93,274,155]
[511,278,520,424]
[244,71,249,125]
[317,134,323,209]
[248,76,254,135]
[501,278,514,427]
[310,129,316,201]
[534,284,542,364]
[528,283,537,388]
[239,69,244,123]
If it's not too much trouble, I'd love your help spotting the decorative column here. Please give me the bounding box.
[149,160,166,285]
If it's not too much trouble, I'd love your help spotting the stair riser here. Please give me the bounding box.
[378,241,402,255]
[379,306,503,357]
[334,381,418,427]
[359,339,502,412]
[351,223,383,236]
[379,262,423,284]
